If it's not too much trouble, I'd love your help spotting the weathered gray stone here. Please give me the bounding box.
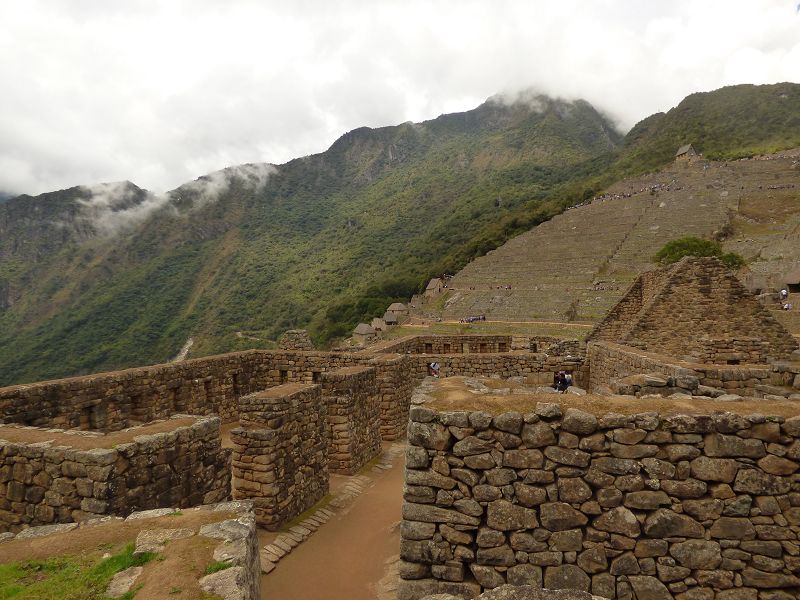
[521,422,556,448]
[643,509,704,538]
[409,422,452,451]
[105,566,144,599]
[593,506,640,537]
[623,491,670,510]
[487,499,538,531]
[690,456,739,483]
[544,446,590,468]
[539,503,588,531]
[670,540,722,569]
[704,434,765,459]
[710,517,755,539]
[402,503,481,526]
[452,436,494,456]
[543,565,590,592]
[493,413,523,434]
[562,409,597,435]
[627,575,672,600]
[733,468,791,495]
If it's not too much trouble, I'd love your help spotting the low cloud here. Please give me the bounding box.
[77,163,276,235]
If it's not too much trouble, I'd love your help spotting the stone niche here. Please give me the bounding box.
[231,384,329,530]
[399,403,800,600]
[321,366,381,475]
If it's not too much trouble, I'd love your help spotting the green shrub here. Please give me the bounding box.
[653,236,744,269]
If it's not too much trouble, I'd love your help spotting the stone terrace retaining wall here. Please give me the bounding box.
[376,336,515,355]
[400,404,800,600]
[321,366,382,474]
[587,342,782,397]
[0,416,230,533]
[407,354,588,389]
[231,384,328,530]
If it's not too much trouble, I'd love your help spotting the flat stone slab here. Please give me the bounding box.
[199,566,246,600]
[134,527,194,555]
[125,508,179,521]
[106,566,143,598]
[15,523,78,540]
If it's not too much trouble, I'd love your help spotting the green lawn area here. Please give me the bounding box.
[0,543,155,600]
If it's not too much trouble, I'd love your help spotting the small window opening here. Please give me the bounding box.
[232,373,240,396]
[312,371,322,383]
[442,343,451,353]
[425,343,433,353]
[280,370,288,383]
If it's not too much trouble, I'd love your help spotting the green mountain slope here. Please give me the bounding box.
[0,95,621,384]
[1,83,800,386]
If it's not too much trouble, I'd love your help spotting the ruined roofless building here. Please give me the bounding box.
[587,256,799,364]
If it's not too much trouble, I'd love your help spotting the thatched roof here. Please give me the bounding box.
[387,302,407,312]
[353,323,375,335]
[675,144,695,157]
[426,278,443,290]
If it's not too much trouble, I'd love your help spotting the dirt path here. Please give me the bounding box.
[259,445,406,600]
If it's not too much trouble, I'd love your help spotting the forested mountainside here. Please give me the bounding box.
[1,83,799,385]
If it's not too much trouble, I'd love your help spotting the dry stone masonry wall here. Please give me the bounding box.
[401,404,800,600]
[231,384,328,530]
[588,342,798,399]
[321,366,382,474]
[277,329,315,350]
[0,416,230,533]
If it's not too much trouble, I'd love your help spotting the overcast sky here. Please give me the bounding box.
[1,0,799,195]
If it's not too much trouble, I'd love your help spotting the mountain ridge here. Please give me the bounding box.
[1,83,800,385]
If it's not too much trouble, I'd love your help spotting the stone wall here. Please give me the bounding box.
[0,337,586,441]
[400,404,800,599]
[0,416,230,533]
[321,366,382,474]
[278,329,315,351]
[231,384,328,530]
[367,354,420,440]
[377,336,515,355]
[408,354,588,389]
[588,342,779,397]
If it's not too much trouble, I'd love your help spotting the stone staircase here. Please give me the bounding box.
[420,153,800,325]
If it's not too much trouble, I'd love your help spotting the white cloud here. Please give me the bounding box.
[0,0,798,195]
[77,163,275,234]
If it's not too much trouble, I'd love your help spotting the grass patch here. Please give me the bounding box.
[0,542,155,600]
[202,561,231,575]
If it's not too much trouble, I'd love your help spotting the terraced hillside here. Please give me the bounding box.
[421,150,800,328]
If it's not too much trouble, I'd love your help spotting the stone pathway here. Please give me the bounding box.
[259,441,406,599]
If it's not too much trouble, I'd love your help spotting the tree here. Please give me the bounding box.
[653,236,745,269]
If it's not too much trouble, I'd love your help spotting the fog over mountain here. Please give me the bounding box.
[1,0,799,195]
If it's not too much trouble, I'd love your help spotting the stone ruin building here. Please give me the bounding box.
[277,328,315,351]
[0,256,798,599]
